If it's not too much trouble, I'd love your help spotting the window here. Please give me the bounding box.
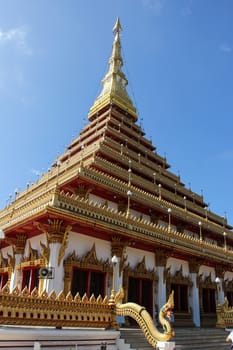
[128,277,153,316]
[71,267,105,298]
[22,267,39,292]
[171,283,188,312]
[202,288,216,313]
[226,292,233,307]
[0,272,8,290]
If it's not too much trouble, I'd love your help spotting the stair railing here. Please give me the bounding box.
[216,297,233,328]
[112,286,175,348]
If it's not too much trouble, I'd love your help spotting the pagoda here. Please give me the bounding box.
[0,18,233,329]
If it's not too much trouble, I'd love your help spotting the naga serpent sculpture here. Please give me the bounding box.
[114,286,175,348]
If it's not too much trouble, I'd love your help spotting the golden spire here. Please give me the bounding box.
[88,18,137,121]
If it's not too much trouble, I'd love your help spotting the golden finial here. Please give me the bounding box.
[88,18,137,122]
[113,17,122,35]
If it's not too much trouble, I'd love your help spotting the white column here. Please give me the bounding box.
[44,242,64,294]
[190,273,200,327]
[112,256,124,325]
[157,266,166,311]
[114,259,123,292]
[10,253,22,292]
[215,277,224,304]
[219,280,225,304]
[8,235,27,292]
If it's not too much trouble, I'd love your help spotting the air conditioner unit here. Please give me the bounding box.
[38,267,54,279]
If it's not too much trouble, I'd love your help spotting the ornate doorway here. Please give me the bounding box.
[123,256,157,325]
[128,276,153,316]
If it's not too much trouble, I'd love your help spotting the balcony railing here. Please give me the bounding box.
[0,284,116,329]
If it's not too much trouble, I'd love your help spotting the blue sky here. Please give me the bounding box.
[0,0,233,226]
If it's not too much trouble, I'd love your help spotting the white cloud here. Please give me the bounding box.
[220,43,232,53]
[141,0,165,15]
[0,26,32,55]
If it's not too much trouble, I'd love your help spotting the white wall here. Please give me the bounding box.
[66,231,111,261]
[199,265,215,280]
[25,234,46,257]
[166,257,189,276]
[126,246,155,269]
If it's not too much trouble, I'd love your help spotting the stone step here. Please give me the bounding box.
[120,327,230,350]
[175,344,229,350]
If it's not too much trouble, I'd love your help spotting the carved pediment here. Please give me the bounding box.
[81,243,99,265]
[198,272,216,289]
[65,250,77,264]
[125,256,157,281]
[173,265,192,285]
[135,256,147,273]
[64,244,110,271]
[166,265,193,286]
[63,244,111,294]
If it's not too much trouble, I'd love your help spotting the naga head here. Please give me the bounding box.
[161,290,174,320]
[115,285,124,305]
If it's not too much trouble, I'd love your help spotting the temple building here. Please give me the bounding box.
[0,18,233,329]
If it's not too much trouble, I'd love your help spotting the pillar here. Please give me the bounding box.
[215,266,225,304]
[218,279,225,304]
[189,258,201,327]
[111,236,127,324]
[44,219,72,294]
[190,273,200,327]
[111,236,127,291]
[155,250,167,312]
[157,267,166,309]
[8,234,27,292]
